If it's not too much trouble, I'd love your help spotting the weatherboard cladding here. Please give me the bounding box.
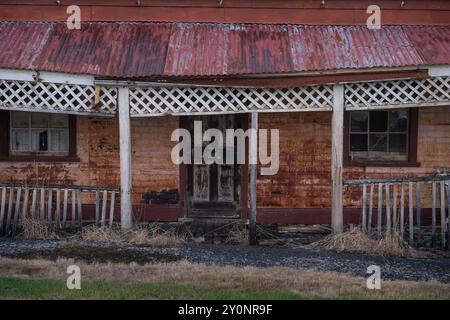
[0,21,449,78]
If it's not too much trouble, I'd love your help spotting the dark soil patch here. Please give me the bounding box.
[2,245,181,265]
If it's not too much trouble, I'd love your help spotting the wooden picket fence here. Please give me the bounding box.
[344,174,450,249]
[0,183,119,237]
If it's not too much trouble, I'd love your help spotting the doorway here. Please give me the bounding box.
[181,114,247,218]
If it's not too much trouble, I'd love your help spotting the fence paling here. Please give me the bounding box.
[368,184,374,233]
[446,182,450,250]
[0,184,119,237]
[416,182,421,243]
[95,190,100,226]
[377,183,382,240]
[72,190,77,225]
[101,190,108,227]
[77,189,83,228]
[361,184,367,232]
[47,190,53,223]
[109,191,115,228]
[0,187,6,236]
[386,184,391,233]
[400,184,404,237]
[12,188,21,236]
[431,182,436,246]
[393,185,397,232]
[408,181,414,245]
[345,174,450,250]
[6,189,13,235]
[440,181,446,249]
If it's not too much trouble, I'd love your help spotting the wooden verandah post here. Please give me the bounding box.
[118,86,133,231]
[249,112,258,245]
[331,84,344,233]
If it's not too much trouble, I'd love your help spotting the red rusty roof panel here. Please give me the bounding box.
[226,24,294,75]
[164,23,229,76]
[288,25,425,71]
[0,21,449,78]
[404,26,450,66]
[32,22,172,78]
[0,22,53,71]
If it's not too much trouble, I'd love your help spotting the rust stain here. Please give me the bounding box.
[0,21,448,78]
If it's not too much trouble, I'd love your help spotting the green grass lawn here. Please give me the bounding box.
[0,276,307,300]
[1,276,447,300]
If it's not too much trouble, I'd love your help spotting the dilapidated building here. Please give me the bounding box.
[0,1,449,246]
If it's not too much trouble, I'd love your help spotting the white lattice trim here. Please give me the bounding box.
[0,80,117,115]
[345,76,450,110]
[129,85,333,116]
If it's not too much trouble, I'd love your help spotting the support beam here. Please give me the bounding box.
[118,86,133,231]
[331,84,344,233]
[249,112,258,245]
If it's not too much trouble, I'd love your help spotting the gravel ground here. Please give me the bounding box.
[0,239,449,283]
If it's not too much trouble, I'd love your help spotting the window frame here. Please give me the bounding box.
[0,110,78,162]
[344,108,419,167]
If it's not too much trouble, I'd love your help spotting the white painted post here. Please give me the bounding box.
[331,84,344,233]
[118,86,133,231]
[249,112,258,245]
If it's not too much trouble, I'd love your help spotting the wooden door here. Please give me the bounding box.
[184,114,242,218]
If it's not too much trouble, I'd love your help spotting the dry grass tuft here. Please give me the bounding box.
[224,224,249,246]
[310,226,422,257]
[20,218,58,240]
[81,225,123,243]
[77,224,185,247]
[127,224,186,247]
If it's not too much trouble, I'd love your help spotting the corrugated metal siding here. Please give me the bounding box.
[0,21,448,78]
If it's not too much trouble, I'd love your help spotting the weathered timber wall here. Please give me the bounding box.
[0,115,180,205]
[0,107,448,223]
[257,106,450,209]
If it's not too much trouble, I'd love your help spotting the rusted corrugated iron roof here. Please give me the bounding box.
[0,21,448,78]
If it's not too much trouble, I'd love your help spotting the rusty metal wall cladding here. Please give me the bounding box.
[0,21,449,78]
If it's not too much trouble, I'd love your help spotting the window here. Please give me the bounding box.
[10,112,69,154]
[346,109,418,165]
[0,111,77,161]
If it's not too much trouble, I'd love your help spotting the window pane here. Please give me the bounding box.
[389,134,407,154]
[11,129,30,151]
[350,134,368,152]
[31,113,49,128]
[31,129,49,151]
[369,111,388,132]
[369,133,387,152]
[389,110,408,132]
[50,114,69,128]
[50,129,69,152]
[11,112,29,128]
[350,111,368,132]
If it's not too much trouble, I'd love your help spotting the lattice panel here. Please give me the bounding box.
[0,80,117,115]
[129,85,333,116]
[345,76,450,110]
